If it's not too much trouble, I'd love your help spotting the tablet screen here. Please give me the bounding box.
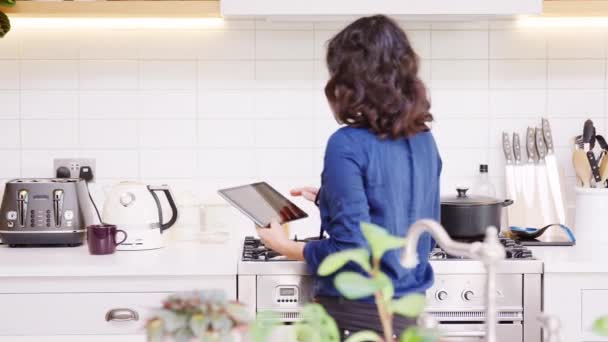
[218,182,308,227]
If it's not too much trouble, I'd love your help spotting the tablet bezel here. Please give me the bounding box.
[217,181,309,227]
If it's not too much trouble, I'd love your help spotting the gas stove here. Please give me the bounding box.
[430,237,534,260]
[242,235,535,262]
[237,235,543,341]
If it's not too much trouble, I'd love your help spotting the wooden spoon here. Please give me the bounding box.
[573,148,592,188]
[599,154,608,187]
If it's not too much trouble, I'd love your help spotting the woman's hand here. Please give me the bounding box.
[256,219,305,261]
[256,220,290,252]
[290,187,319,202]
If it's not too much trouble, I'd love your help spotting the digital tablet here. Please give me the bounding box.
[218,182,308,227]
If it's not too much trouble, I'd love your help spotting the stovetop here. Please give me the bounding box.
[430,237,534,260]
[242,236,534,262]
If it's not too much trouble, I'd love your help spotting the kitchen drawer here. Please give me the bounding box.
[0,292,171,336]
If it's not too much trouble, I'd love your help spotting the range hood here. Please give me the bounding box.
[221,0,543,19]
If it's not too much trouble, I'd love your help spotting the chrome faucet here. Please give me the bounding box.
[402,220,506,342]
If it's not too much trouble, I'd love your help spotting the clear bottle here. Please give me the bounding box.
[472,164,496,197]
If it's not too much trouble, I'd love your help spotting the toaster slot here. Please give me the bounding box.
[17,190,28,227]
[53,189,64,227]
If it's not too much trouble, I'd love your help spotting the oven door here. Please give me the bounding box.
[438,324,522,341]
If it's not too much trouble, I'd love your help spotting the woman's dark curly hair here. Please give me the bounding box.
[325,15,432,139]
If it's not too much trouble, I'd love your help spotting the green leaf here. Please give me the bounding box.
[344,330,382,342]
[360,222,406,260]
[296,304,340,342]
[335,272,378,300]
[146,318,164,342]
[225,302,252,324]
[391,294,427,318]
[594,316,608,336]
[400,327,423,342]
[318,248,371,276]
[249,311,280,342]
[372,272,394,302]
[189,313,208,337]
[0,0,15,8]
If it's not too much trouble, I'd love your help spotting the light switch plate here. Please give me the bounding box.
[53,158,96,182]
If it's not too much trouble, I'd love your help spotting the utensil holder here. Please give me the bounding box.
[574,186,608,244]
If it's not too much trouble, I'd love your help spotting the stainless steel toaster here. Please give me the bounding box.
[0,178,89,247]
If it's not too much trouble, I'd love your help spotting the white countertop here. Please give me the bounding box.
[0,240,239,278]
[531,244,608,273]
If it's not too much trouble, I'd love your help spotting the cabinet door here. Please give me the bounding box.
[0,292,170,336]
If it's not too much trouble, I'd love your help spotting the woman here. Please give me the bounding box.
[257,15,441,336]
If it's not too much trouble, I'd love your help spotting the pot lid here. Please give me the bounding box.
[441,188,503,206]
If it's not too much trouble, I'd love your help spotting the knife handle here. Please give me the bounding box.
[513,133,522,163]
[536,127,547,160]
[588,151,602,182]
[542,118,554,153]
[526,127,538,162]
[502,132,514,163]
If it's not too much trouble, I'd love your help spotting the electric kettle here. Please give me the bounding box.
[102,182,178,250]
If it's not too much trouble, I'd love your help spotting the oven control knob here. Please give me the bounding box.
[462,290,475,301]
[435,290,448,301]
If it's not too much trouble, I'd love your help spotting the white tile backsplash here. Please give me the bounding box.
[547,60,605,89]
[430,60,488,89]
[0,120,20,149]
[2,21,608,237]
[140,91,197,119]
[140,61,196,90]
[139,120,197,148]
[431,31,488,59]
[21,120,79,149]
[0,61,19,90]
[0,91,20,119]
[0,151,21,178]
[255,30,314,60]
[490,60,547,89]
[489,30,546,59]
[80,60,139,90]
[79,30,141,60]
[198,120,255,148]
[547,89,605,117]
[20,30,80,60]
[80,91,140,119]
[546,30,606,59]
[79,120,138,149]
[20,91,79,119]
[21,61,78,90]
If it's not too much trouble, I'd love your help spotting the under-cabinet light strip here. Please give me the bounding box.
[517,16,608,28]
[9,17,225,29]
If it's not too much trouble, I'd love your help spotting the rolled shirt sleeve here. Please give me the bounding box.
[303,131,371,274]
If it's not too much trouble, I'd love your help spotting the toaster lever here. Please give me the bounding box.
[53,189,64,227]
[17,190,28,227]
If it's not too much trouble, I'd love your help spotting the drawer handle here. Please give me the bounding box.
[105,308,139,322]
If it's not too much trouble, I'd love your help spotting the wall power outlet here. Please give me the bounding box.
[53,158,97,182]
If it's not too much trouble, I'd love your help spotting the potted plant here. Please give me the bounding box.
[0,0,14,38]
[294,222,438,342]
[146,290,254,342]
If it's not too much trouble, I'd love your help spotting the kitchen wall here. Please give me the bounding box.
[0,19,604,236]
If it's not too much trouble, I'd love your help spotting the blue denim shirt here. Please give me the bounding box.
[303,126,441,301]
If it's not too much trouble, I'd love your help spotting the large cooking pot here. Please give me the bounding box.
[441,188,513,240]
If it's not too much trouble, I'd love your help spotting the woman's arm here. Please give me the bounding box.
[256,220,306,261]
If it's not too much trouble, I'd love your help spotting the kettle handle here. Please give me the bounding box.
[147,185,178,232]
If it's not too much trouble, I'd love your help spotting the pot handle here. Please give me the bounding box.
[147,185,178,232]
[502,199,514,207]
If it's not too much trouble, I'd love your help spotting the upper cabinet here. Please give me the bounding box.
[221,0,543,18]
